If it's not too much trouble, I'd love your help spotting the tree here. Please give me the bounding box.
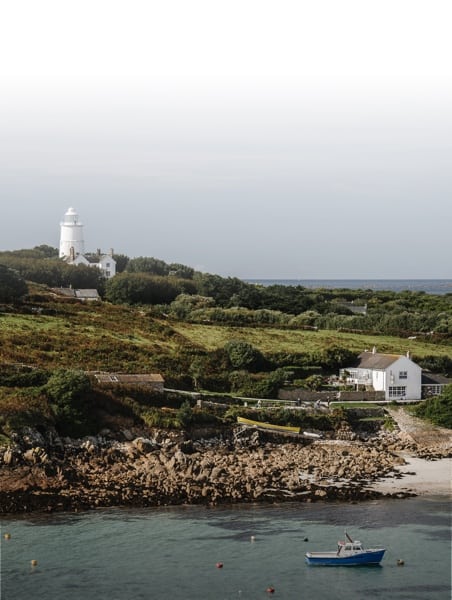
[0,264,28,302]
[105,272,191,305]
[126,256,169,276]
[304,374,324,390]
[45,369,92,436]
[62,264,105,290]
[33,245,59,258]
[318,346,357,371]
[169,263,195,279]
[224,340,264,371]
[113,253,130,273]
[177,400,194,428]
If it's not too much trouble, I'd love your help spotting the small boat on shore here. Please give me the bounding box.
[305,532,386,566]
[236,416,300,434]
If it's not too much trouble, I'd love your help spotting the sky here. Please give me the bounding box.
[1,0,451,279]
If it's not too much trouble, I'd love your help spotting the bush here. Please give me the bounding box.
[0,264,28,302]
[224,340,265,371]
[0,368,50,388]
[176,400,195,428]
[45,369,93,436]
[412,385,452,429]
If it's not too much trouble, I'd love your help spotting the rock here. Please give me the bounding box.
[133,438,155,454]
[121,429,134,441]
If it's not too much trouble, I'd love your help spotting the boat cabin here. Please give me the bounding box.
[337,541,364,555]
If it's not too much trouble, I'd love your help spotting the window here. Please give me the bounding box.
[389,386,406,398]
[106,262,110,267]
[399,371,407,379]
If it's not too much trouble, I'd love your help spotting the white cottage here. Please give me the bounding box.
[340,348,422,400]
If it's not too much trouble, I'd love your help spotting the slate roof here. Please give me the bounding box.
[50,288,100,300]
[51,287,76,297]
[75,289,100,299]
[422,372,452,385]
[355,352,402,370]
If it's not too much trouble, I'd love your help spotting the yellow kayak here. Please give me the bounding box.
[237,416,300,434]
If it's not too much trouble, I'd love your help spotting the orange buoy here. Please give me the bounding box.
[266,586,275,594]
[31,560,38,567]
[4,533,11,540]
[216,562,223,569]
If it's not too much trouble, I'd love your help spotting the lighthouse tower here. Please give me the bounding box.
[59,207,85,258]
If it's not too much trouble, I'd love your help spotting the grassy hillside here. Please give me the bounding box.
[1,284,450,439]
[171,322,452,359]
[0,285,450,379]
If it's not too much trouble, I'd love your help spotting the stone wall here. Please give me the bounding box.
[278,389,337,402]
[278,389,385,403]
[338,391,385,402]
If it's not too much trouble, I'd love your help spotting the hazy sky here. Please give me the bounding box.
[1,0,451,278]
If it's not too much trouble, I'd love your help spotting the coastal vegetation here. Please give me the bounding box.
[410,385,452,429]
[0,248,451,441]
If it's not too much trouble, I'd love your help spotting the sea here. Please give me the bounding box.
[1,497,450,600]
[245,280,452,295]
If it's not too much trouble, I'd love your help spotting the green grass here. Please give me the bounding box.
[170,322,451,357]
[331,402,381,409]
[0,288,450,378]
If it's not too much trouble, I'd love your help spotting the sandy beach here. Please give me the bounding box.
[372,408,452,496]
[372,454,452,496]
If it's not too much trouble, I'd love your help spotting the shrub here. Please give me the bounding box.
[412,385,452,429]
[0,264,28,302]
[45,369,93,436]
[224,340,264,371]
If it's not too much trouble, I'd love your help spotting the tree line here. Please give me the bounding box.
[1,247,451,338]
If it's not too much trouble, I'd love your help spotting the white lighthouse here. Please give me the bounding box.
[59,207,85,258]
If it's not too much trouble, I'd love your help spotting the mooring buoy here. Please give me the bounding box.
[266,586,275,594]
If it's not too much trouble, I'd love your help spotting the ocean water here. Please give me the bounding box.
[1,497,450,600]
[245,279,452,295]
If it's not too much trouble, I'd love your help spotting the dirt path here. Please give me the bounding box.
[386,407,452,450]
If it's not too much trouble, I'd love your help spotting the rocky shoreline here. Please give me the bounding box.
[1,422,450,514]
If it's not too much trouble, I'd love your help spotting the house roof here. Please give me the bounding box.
[93,373,164,385]
[75,289,100,299]
[422,372,452,385]
[51,287,76,297]
[50,288,100,300]
[85,255,100,264]
[355,351,403,370]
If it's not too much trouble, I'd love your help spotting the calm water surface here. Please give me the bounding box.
[1,497,450,599]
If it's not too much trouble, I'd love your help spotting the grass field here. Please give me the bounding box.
[170,321,452,358]
[1,296,450,374]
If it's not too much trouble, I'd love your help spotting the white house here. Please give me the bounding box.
[63,248,117,279]
[340,348,422,400]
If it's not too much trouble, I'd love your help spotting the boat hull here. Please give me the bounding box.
[305,549,385,566]
[236,416,300,433]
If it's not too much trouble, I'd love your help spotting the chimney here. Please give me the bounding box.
[97,248,101,256]
[406,351,411,359]
[70,246,75,260]
[109,248,114,256]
